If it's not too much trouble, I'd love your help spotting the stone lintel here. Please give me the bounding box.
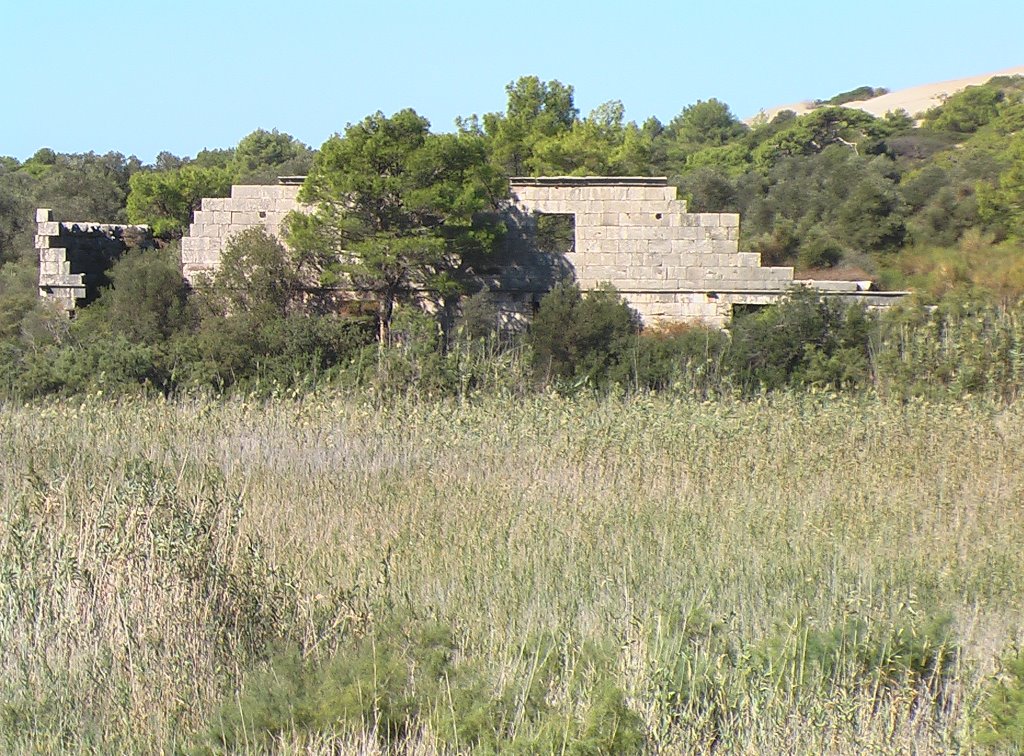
[509,176,669,188]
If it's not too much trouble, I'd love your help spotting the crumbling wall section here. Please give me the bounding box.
[35,208,151,311]
[181,181,303,284]
[173,176,902,328]
[507,177,802,326]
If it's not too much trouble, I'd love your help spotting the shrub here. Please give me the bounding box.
[87,242,193,344]
[11,336,166,398]
[529,282,640,390]
[975,647,1024,751]
[200,622,646,753]
[725,289,874,392]
[457,287,500,341]
[169,311,374,394]
[614,322,728,394]
[199,227,301,322]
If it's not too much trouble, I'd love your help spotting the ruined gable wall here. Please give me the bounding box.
[35,208,151,311]
[181,183,303,284]
[174,176,900,328]
[508,177,797,327]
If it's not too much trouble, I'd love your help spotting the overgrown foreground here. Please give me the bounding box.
[1,394,1022,753]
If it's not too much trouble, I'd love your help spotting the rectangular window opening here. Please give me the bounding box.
[535,213,576,255]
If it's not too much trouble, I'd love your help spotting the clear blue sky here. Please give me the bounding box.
[2,0,1021,163]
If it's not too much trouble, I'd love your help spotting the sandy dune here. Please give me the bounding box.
[748,65,1024,124]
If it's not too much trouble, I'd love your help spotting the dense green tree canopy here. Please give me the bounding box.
[127,165,233,238]
[483,76,579,176]
[925,84,1005,134]
[669,98,747,148]
[231,128,313,183]
[978,133,1024,239]
[288,109,503,342]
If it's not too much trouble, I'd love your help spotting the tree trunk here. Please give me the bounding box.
[378,294,395,347]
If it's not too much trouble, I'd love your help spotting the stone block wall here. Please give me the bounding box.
[506,177,805,327]
[181,180,304,283]
[174,175,902,328]
[35,208,151,311]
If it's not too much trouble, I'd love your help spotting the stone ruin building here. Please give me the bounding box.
[502,177,901,326]
[35,209,152,311]
[39,176,904,326]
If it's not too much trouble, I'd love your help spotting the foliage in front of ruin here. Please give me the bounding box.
[5,266,1024,401]
[527,281,641,390]
[2,74,1024,402]
[4,76,1024,753]
[725,288,875,392]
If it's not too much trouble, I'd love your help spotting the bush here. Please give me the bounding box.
[457,287,500,341]
[169,312,374,395]
[86,242,193,344]
[614,322,728,394]
[199,227,301,322]
[725,289,874,392]
[200,622,646,753]
[10,336,166,398]
[529,282,640,390]
[975,647,1024,751]
[342,305,534,399]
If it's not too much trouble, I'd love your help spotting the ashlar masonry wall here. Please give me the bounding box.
[508,177,799,326]
[36,209,151,311]
[175,175,900,327]
[181,180,303,284]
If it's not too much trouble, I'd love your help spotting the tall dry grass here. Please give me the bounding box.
[1,392,1022,752]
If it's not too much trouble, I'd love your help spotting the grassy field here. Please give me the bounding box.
[1,392,1022,753]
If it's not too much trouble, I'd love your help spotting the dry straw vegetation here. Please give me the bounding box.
[2,391,1023,753]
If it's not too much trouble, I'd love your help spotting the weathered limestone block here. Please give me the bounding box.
[576,225,610,241]
[798,279,860,292]
[647,239,672,256]
[668,213,698,228]
[670,228,700,242]
[767,267,795,281]
[48,273,86,286]
[734,279,772,291]
[230,211,263,225]
[38,249,64,263]
[229,185,262,200]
